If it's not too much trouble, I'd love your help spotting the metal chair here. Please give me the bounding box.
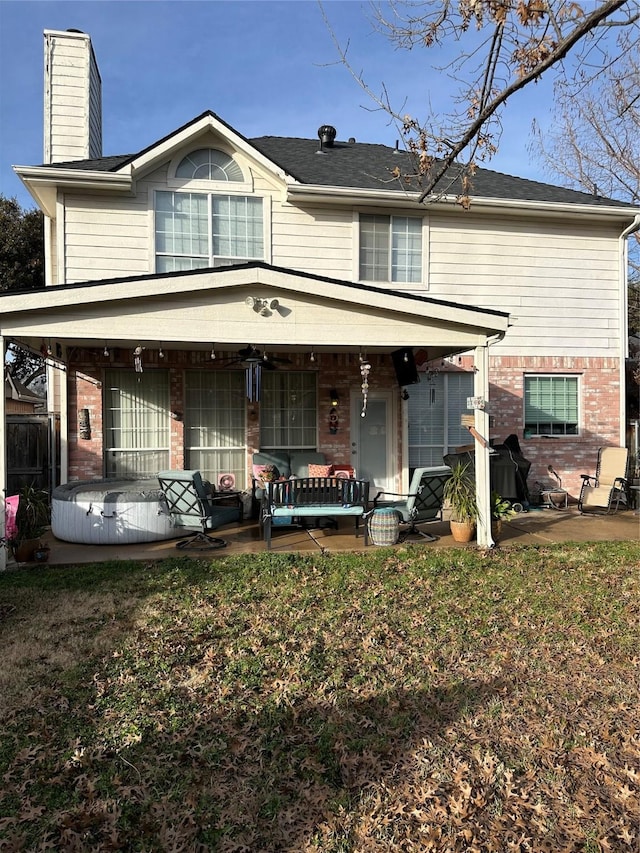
[578,447,629,514]
[373,465,451,541]
[157,470,242,549]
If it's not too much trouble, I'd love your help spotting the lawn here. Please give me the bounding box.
[0,542,638,852]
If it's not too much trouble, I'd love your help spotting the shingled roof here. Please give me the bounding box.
[43,120,635,209]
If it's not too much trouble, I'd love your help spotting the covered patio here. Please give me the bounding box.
[1,263,513,568]
[31,502,640,565]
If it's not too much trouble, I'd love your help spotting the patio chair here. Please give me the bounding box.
[373,465,451,542]
[578,447,629,515]
[157,470,242,549]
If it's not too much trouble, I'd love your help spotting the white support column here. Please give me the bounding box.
[0,335,7,571]
[401,390,409,492]
[474,344,494,549]
[59,360,68,484]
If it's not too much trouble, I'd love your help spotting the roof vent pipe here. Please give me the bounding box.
[318,125,337,149]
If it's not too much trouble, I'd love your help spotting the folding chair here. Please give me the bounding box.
[578,447,629,514]
[157,470,241,549]
[373,466,451,542]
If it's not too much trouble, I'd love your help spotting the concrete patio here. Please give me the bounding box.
[17,503,640,567]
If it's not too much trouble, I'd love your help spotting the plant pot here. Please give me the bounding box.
[449,519,476,543]
[13,538,41,563]
[491,520,503,542]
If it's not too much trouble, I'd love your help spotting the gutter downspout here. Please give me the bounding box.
[619,215,640,448]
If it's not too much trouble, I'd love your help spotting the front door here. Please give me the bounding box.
[350,391,395,493]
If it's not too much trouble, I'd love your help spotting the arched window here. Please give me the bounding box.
[175,149,244,182]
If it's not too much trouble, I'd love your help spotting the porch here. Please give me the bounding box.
[29,504,639,566]
[0,263,512,564]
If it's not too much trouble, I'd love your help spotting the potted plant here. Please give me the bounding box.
[442,462,477,543]
[11,484,50,563]
[491,491,514,542]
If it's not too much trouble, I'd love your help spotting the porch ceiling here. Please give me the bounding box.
[0,264,509,362]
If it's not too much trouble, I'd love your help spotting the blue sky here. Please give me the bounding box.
[0,0,556,210]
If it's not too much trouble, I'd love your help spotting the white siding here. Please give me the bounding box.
[271,203,353,277]
[428,213,622,357]
[63,191,151,282]
[44,30,102,164]
[57,139,624,360]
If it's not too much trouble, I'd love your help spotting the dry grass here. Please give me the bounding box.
[0,542,638,851]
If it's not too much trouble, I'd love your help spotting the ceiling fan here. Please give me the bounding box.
[223,345,291,371]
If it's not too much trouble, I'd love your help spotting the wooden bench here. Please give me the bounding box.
[262,477,370,549]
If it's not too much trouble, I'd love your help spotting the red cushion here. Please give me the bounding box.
[308,463,334,477]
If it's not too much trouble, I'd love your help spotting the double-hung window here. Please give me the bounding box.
[408,372,475,468]
[359,214,422,283]
[260,372,317,452]
[104,369,170,478]
[155,148,263,273]
[524,375,579,436]
[184,371,246,486]
[156,192,263,272]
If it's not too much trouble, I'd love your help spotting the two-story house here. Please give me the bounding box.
[2,28,639,553]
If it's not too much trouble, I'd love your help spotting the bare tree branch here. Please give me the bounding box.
[322,0,640,205]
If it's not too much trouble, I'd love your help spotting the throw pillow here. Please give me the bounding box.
[253,464,279,487]
[308,463,334,477]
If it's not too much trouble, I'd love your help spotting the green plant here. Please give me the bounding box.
[442,462,477,522]
[13,484,50,544]
[491,491,514,521]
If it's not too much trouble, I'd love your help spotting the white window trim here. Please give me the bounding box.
[352,209,429,291]
[523,373,582,438]
[166,146,254,194]
[151,187,271,271]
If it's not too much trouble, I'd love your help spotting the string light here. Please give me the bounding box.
[103,344,110,357]
[158,344,165,359]
[210,344,216,360]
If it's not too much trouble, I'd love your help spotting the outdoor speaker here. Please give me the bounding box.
[391,349,420,386]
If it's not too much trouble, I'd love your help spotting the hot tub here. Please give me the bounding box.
[52,479,180,545]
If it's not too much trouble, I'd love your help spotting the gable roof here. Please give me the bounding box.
[0,262,510,362]
[28,110,636,211]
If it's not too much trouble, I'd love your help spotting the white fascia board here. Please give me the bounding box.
[14,165,132,217]
[287,183,639,222]
[14,165,132,187]
[250,267,509,334]
[128,114,292,184]
[0,266,509,337]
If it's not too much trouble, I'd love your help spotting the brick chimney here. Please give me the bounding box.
[43,29,102,164]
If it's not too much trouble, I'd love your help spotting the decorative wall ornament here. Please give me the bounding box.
[79,408,91,440]
[360,360,371,417]
[133,345,144,373]
[246,362,262,402]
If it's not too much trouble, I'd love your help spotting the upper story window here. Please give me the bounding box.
[155,190,264,273]
[524,375,579,437]
[175,149,244,182]
[359,214,423,283]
